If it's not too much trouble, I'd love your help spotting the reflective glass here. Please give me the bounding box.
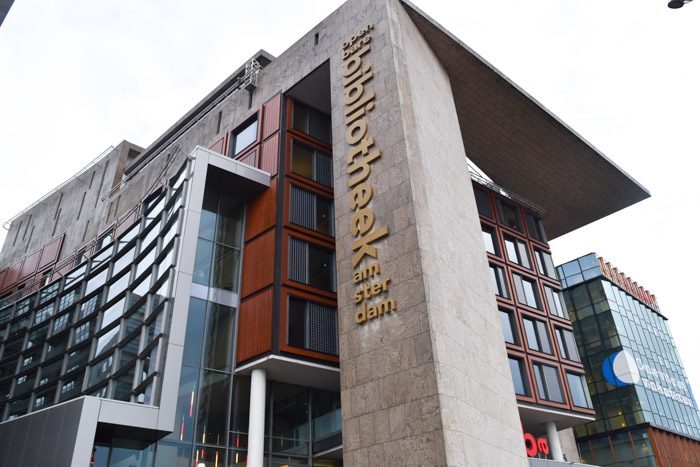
[193,239,214,286]
[95,325,121,356]
[203,303,235,371]
[100,297,125,330]
[85,268,109,295]
[135,246,157,278]
[509,358,528,396]
[107,272,130,303]
[196,370,230,446]
[232,119,257,155]
[182,298,206,367]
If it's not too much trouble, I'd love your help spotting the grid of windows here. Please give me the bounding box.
[563,275,700,440]
[0,170,187,421]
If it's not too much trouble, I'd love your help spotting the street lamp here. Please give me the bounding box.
[668,0,693,8]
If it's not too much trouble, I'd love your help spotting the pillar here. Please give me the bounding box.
[546,421,564,461]
[248,368,267,467]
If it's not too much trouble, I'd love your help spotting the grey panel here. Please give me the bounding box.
[290,186,315,231]
[288,237,307,284]
[308,302,337,355]
[543,365,564,404]
[315,152,333,188]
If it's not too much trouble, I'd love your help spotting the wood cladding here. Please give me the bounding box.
[237,288,273,363]
[245,179,277,242]
[240,229,275,298]
[262,94,281,140]
[648,426,700,466]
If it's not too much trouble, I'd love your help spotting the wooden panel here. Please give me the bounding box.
[1,260,22,292]
[262,93,281,140]
[245,179,277,242]
[236,146,259,169]
[237,288,273,363]
[19,250,41,281]
[240,229,275,298]
[209,134,227,155]
[259,133,279,176]
[38,235,64,271]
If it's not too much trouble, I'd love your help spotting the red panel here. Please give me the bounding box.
[1,260,23,291]
[236,147,259,169]
[262,93,282,140]
[0,269,6,292]
[209,135,226,155]
[236,288,273,363]
[38,235,64,271]
[19,250,41,280]
[259,133,279,176]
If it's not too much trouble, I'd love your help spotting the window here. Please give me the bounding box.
[499,309,518,344]
[526,213,547,243]
[288,297,338,355]
[513,273,541,309]
[489,265,509,298]
[53,313,72,334]
[230,118,258,156]
[523,317,552,354]
[79,293,101,319]
[504,236,531,268]
[474,188,492,217]
[33,304,53,325]
[556,328,580,362]
[533,362,564,403]
[291,140,333,187]
[288,237,336,292]
[290,185,334,236]
[566,372,593,408]
[535,249,557,279]
[73,321,92,345]
[544,286,567,318]
[498,201,522,231]
[481,225,498,255]
[292,101,332,144]
[509,357,530,396]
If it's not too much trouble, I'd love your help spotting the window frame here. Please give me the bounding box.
[522,315,553,355]
[229,115,259,157]
[504,235,531,269]
[532,361,566,404]
[489,264,510,299]
[512,272,542,310]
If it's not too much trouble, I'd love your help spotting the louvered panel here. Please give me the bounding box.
[308,107,332,144]
[542,365,564,403]
[315,151,333,188]
[308,302,338,355]
[290,186,315,230]
[288,237,308,284]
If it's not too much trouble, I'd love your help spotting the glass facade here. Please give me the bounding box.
[0,179,185,420]
[558,254,700,464]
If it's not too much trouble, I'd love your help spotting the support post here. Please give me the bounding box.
[546,421,564,461]
[248,368,267,467]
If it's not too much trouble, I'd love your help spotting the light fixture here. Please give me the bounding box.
[668,0,693,8]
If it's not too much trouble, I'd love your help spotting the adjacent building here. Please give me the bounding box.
[558,254,700,466]
[0,1,653,466]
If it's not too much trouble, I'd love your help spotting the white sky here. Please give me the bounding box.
[1,1,699,408]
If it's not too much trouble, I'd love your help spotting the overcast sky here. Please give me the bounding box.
[1,1,699,408]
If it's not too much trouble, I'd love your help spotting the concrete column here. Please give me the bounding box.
[546,421,564,461]
[248,368,267,467]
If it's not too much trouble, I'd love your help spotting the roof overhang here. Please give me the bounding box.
[401,1,650,239]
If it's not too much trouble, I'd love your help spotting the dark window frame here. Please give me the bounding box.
[229,115,259,157]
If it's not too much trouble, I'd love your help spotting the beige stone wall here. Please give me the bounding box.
[330,0,527,465]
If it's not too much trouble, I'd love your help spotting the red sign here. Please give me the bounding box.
[523,431,550,458]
